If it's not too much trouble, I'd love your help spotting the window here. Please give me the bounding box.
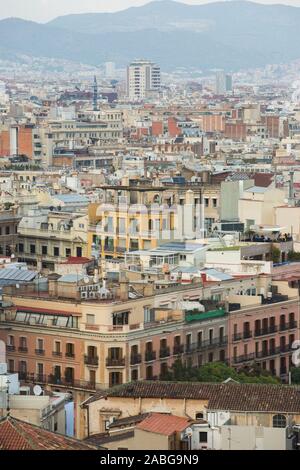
[8,359,14,373]
[199,432,207,443]
[5,226,10,235]
[18,243,24,253]
[144,307,154,323]
[8,335,14,346]
[112,311,129,326]
[54,247,60,257]
[42,245,48,255]
[212,198,217,208]
[204,198,209,207]
[196,412,204,420]
[37,338,44,350]
[66,343,75,357]
[273,414,287,428]
[86,314,95,325]
[65,248,71,257]
[30,244,36,254]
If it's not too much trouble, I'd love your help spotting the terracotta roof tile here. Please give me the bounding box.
[136,414,190,436]
[0,416,97,450]
[106,381,300,413]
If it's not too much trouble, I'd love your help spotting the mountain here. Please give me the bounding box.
[1,1,300,70]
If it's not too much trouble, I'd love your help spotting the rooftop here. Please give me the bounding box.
[0,415,96,450]
[136,413,190,436]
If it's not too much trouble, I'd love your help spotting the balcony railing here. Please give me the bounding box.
[106,357,125,367]
[280,321,297,331]
[243,331,252,340]
[232,333,242,342]
[159,347,171,359]
[52,351,62,357]
[35,349,45,356]
[186,337,228,354]
[233,345,294,363]
[254,326,278,337]
[6,345,15,352]
[145,351,156,362]
[19,372,103,391]
[84,355,99,366]
[130,354,142,365]
[65,352,75,359]
[18,347,28,353]
[173,344,184,355]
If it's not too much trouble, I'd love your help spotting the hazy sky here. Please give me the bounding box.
[0,0,300,23]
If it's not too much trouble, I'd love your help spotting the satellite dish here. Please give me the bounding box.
[33,385,43,396]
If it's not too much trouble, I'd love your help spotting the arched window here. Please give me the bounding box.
[196,412,204,420]
[273,414,287,428]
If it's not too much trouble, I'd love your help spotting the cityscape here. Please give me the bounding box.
[0,0,300,455]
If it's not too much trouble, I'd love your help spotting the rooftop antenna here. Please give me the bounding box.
[93,76,98,112]
[6,377,10,416]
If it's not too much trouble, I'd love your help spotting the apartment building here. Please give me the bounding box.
[0,271,266,437]
[17,210,88,271]
[127,60,161,101]
[88,182,204,259]
[0,206,20,257]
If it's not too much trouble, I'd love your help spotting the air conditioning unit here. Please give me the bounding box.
[19,386,30,396]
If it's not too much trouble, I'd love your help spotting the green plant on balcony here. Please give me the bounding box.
[271,246,281,263]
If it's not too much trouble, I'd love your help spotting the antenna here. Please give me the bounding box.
[6,377,10,416]
[93,76,98,111]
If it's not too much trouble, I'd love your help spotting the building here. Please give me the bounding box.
[215,71,232,95]
[81,381,300,444]
[0,415,96,450]
[0,207,20,257]
[127,60,161,101]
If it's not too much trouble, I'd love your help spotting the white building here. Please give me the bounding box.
[127,60,161,100]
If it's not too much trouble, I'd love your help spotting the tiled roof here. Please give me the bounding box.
[84,431,134,447]
[106,382,300,413]
[136,413,190,436]
[63,257,92,265]
[0,416,97,450]
[109,413,150,429]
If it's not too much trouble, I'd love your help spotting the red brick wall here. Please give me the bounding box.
[152,121,163,136]
[0,130,10,156]
[168,117,181,137]
[18,127,33,159]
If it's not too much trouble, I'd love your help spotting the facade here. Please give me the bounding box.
[127,60,161,101]
[88,183,204,259]
[17,211,88,271]
[0,207,20,257]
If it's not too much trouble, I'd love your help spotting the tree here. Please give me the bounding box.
[291,367,300,384]
[165,360,279,384]
[271,246,281,264]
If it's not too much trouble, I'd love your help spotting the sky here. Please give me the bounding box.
[0,0,300,23]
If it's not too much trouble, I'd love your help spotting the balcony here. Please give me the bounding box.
[84,355,99,366]
[280,321,297,331]
[232,333,242,342]
[18,347,28,353]
[35,349,45,356]
[233,353,256,364]
[19,372,103,391]
[186,337,228,354]
[130,354,142,365]
[52,351,62,357]
[173,344,184,355]
[65,352,75,359]
[243,331,252,340]
[254,326,278,337]
[159,347,170,359]
[145,351,156,362]
[106,357,125,367]
[6,345,15,352]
